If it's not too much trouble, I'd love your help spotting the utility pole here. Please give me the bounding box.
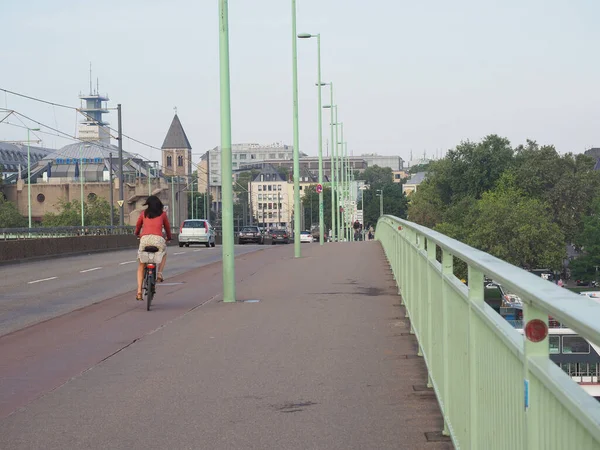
[117,104,124,227]
[109,152,114,226]
[291,0,301,258]
[219,0,236,302]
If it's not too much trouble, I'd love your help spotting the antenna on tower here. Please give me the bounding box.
[97,78,99,95]
[174,106,178,115]
[89,62,92,95]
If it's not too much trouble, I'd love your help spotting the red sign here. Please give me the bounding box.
[316,184,323,193]
[524,319,548,343]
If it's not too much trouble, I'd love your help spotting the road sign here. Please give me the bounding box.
[316,183,323,193]
[117,200,124,207]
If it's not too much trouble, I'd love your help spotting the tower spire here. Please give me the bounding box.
[89,62,92,95]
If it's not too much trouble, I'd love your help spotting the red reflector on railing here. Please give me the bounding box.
[524,319,548,342]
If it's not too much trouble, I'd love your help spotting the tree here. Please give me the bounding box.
[466,185,565,270]
[276,166,290,181]
[359,165,394,185]
[232,170,259,226]
[301,185,332,231]
[188,192,214,221]
[0,196,27,228]
[571,197,600,281]
[43,197,117,227]
[362,183,408,228]
[509,142,600,243]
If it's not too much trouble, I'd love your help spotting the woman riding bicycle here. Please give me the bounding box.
[134,195,172,301]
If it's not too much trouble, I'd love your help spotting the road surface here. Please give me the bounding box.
[0,244,264,337]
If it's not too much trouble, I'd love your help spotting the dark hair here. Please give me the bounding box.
[143,195,164,219]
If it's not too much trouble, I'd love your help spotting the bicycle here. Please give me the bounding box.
[139,245,164,311]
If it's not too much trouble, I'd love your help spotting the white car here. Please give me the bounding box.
[178,219,216,248]
[300,231,313,243]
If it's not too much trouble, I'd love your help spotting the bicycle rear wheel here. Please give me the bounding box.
[146,271,155,311]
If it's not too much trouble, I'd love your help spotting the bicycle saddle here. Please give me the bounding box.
[144,246,160,253]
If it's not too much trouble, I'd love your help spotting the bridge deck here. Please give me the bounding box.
[0,242,450,449]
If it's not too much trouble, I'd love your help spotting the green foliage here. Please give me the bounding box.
[301,185,332,231]
[360,165,394,186]
[43,196,117,227]
[188,192,214,221]
[409,163,430,174]
[407,135,594,271]
[0,196,27,228]
[571,197,600,281]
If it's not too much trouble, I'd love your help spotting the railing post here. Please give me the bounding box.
[468,265,484,449]
[416,233,425,357]
[426,238,436,388]
[523,300,549,450]
[441,249,453,437]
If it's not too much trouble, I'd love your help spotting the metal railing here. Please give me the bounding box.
[0,226,136,240]
[376,215,600,450]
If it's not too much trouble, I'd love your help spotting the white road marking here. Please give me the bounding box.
[28,277,58,284]
[193,249,202,252]
[80,267,103,273]
[119,260,137,265]
[173,252,186,255]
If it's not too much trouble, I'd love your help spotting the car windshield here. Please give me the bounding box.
[272,230,286,235]
[301,231,310,235]
[241,227,258,232]
[183,221,206,228]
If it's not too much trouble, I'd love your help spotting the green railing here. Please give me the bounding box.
[376,215,600,450]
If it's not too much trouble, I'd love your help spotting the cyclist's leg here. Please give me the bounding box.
[158,253,167,280]
[137,262,144,295]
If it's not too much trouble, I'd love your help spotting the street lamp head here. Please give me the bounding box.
[323,105,333,109]
[29,128,41,131]
[297,33,313,39]
[315,82,327,86]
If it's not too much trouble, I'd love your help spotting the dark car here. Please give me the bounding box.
[238,226,263,245]
[270,229,289,245]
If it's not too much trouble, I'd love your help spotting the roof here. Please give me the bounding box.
[161,114,191,150]
[42,141,134,162]
[406,171,427,185]
[0,143,50,172]
[251,164,287,182]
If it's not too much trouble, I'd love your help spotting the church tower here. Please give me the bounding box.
[161,113,192,177]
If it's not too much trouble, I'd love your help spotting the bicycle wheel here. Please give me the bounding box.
[146,271,155,311]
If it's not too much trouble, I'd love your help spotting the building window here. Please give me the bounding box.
[268,185,272,191]
[278,153,284,159]
[178,155,184,167]
[277,185,282,191]
[258,194,262,201]
[87,193,97,201]
[269,153,276,159]
[251,154,256,159]
[239,154,247,160]
[233,162,238,167]
[268,203,273,209]
[268,212,273,219]
[258,185,262,191]
[37,193,45,203]
[233,154,237,160]
[167,156,172,167]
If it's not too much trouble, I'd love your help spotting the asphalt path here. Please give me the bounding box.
[0,244,264,337]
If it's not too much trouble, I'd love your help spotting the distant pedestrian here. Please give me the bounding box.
[558,278,564,288]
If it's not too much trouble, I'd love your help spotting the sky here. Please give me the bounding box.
[1,0,599,166]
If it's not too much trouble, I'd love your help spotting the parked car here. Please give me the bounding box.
[178,219,215,248]
[270,229,289,245]
[300,231,313,243]
[238,226,263,245]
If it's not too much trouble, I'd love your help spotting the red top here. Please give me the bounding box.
[135,211,172,240]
